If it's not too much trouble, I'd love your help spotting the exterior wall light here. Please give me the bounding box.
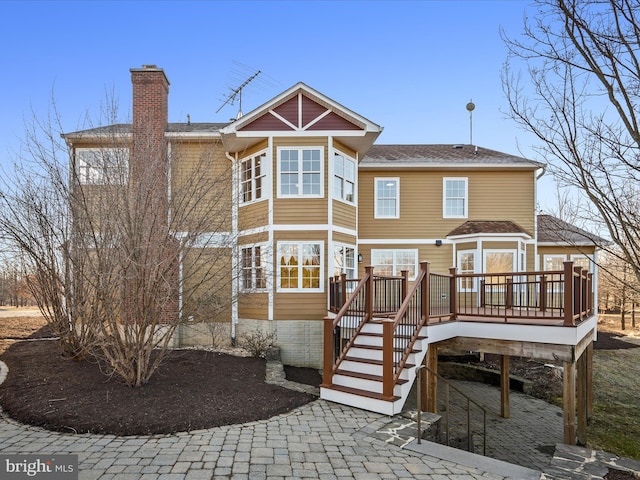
[435,240,443,247]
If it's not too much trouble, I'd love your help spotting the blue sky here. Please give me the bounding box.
[0,0,558,210]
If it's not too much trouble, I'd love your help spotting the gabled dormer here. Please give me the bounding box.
[219,83,382,158]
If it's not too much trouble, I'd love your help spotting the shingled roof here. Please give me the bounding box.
[62,122,228,138]
[361,144,545,169]
[447,220,532,238]
[537,215,607,246]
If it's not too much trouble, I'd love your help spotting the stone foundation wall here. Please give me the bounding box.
[236,319,324,369]
[170,319,324,369]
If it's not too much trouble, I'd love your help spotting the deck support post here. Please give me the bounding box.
[500,355,510,418]
[585,342,593,420]
[577,350,587,446]
[425,345,438,413]
[563,360,576,445]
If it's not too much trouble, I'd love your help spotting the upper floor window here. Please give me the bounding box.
[371,249,417,280]
[443,177,468,218]
[333,152,355,203]
[375,178,399,218]
[240,152,266,204]
[277,241,323,292]
[277,147,323,198]
[75,148,129,185]
[241,245,266,291]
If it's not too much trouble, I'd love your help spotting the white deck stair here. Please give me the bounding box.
[320,322,429,415]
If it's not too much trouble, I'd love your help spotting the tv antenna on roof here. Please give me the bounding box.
[216,70,262,119]
[466,99,475,145]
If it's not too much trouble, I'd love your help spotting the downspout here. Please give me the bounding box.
[226,150,239,345]
[168,141,183,347]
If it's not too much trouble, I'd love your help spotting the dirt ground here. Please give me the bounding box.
[0,309,318,436]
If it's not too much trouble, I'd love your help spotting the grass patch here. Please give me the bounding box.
[588,348,640,460]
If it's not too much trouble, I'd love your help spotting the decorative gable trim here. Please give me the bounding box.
[237,91,362,133]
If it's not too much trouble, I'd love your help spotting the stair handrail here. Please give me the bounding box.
[416,364,488,456]
[322,266,373,387]
[382,261,430,398]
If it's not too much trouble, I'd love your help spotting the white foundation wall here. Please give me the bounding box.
[236,318,324,368]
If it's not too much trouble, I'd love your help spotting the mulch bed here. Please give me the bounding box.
[0,333,317,436]
[593,331,640,350]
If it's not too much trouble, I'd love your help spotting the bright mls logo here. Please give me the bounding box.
[0,455,78,479]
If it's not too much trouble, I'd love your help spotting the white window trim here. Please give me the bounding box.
[333,150,357,205]
[75,147,129,185]
[570,254,594,272]
[276,146,324,199]
[542,254,567,292]
[240,243,269,292]
[483,249,517,272]
[332,243,357,279]
[543,254,567,272]
[276,241,324,293]
[239,150,268,206]
[457,249,477,292]
[370,248,418,281]
[374,177,400,219]
[443,177,468,219]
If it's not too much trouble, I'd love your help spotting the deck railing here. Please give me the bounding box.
[323,260,594,393]
[449,261,593,326]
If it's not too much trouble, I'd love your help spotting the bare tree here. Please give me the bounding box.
[502,0,640,283]
[0,98,254,386]
[598,248,640,329]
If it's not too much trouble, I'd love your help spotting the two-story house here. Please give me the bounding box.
[63,65,601,444]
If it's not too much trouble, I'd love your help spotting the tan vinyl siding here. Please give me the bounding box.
[182,248,232,323]
[239,293,269,320]
[171,141,232,233]
[333,232,357,245]
[470,171,536,234]
[358,169,536,239]
[239,231,269,245]
[274,293,326,320]
[456,242,477,251]
[482,241,520,251]
[274,199,328,224]
[239,200,269,231]
[332,200,356,230]
[333,139,357,159]
[239,139,269,159]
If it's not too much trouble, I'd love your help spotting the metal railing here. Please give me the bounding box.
[416,365,487,456]
[443,261,593,326]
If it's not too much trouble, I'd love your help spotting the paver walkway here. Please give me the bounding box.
[0,398,539,480]
[1,357,639,479]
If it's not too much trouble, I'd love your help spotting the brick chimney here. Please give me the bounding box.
[130,64,170,185]
[127,65,178,324]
